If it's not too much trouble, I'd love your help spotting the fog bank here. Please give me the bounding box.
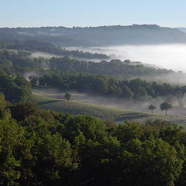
[66,44,186,72]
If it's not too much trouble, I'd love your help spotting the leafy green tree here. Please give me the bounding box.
[160,101,173,115]
[91,76,108,94]
[120,137,183,186]
[0,73,31,103]
[28,75,38,87]
[0,93,11,120]
[148,104,156,114]
[0,93,6,110]
[64,92,72,101]
[0,119,23,186]
[114,121,144,143]
[10,102,40,121]
[122,85,134,99]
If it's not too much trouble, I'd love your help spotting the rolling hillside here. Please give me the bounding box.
[2,25,186,46]
[29,90,186,127]
[177,27,186,33]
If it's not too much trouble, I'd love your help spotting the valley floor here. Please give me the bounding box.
[30,89,186,127]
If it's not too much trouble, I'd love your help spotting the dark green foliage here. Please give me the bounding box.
[8,40,110,60]
[36,72,186,101]
[50,56,177,80]
[0,72,31,102]
[0,93,11,119]
[10,102,40,121]
[160,101,173,115]
[149,104,156,114]
[0,94,184,185]
[2,49,49,72]
[64,92,72,101]
[122,85,134,99]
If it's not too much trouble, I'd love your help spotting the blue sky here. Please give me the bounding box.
[1,0,186,28]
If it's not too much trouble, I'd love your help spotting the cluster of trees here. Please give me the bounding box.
[149,102,173,115]
[0,72,31,102]
[0,50,49,73]
[50,56,175,80]
[0,95,186,185]
[0,39,23,49]
[29,73,186,101]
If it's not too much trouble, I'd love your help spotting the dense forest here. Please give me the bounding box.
[49,56,185,83]
[29,73,186,103]
[0,95,186,186]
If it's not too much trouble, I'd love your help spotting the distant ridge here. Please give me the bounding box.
[1,24,186,46]
[177,27,186,33]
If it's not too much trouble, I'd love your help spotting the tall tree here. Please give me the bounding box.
[160,101,173,115]
[64,92,72,101]
[148,104,156,114]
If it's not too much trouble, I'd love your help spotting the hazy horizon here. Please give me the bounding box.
[0,24,183,29]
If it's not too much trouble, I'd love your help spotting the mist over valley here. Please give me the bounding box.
[67,44,186,72]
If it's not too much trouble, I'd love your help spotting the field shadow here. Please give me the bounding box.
[115,113,150,122]
[37,100,61,105]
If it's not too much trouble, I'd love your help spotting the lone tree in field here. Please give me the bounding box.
[64,92,72,101]
[148,104,156,114]
[160,101,172,115]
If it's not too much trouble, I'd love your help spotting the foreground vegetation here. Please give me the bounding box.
[1,93,186,186]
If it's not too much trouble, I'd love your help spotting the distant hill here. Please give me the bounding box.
[1,24,186,46]
[177,27,186,33]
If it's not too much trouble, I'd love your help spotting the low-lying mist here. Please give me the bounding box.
[30,52,102,62]
[33,88,186,117]
[31,52,59,59]
[27,45,186,85]
[66,44,186,72]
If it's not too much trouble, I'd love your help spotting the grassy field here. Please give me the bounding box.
[29,89,186,127]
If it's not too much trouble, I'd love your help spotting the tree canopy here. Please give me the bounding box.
[149,104,157,114]
[64,92,72,101]
[0,94,184,185]
[160,101,173,115]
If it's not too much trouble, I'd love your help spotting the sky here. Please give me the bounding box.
[1,0,186,28]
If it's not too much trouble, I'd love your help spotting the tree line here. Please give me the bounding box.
[0,72,31,103]
[6,39,110,59]
[29,73,186,102]
[1,48,186,85]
